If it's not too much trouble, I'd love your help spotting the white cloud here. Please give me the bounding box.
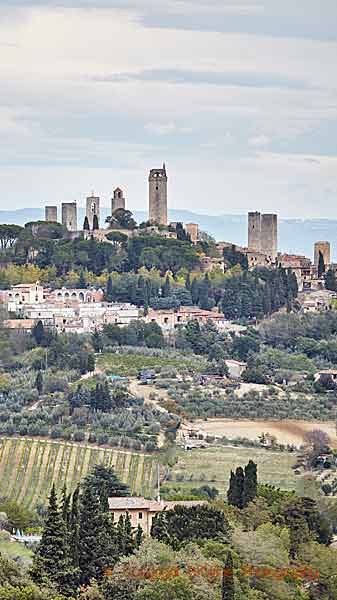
[0,3,335,219]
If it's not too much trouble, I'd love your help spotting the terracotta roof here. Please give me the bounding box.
[108,497,205,511]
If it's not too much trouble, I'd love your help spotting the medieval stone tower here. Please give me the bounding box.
[111,188,125,213]
[248,211,278,259]
[61,202,77,232]
[86,194,100,229]
[248,212,262,252]
[314,241,331,268]
[261,214,278,259]
[149,164,168,225]
[45,206,58,222]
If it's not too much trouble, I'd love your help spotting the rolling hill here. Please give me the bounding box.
[0,437,158,508]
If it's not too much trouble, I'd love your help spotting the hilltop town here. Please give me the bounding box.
[0,164,335,341]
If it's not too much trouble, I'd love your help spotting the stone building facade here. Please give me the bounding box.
[149,164,168,225]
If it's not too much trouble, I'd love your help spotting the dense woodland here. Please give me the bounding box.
[0,463,336,599]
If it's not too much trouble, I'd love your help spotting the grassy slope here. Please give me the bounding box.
[0,438,158,508]
[98,351,207,377]
[168,446,299,494]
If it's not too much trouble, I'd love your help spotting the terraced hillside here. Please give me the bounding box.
[0,438,158,508]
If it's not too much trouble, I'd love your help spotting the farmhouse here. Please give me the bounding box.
[108,497,204,535]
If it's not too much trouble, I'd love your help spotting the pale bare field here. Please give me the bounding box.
[194,419,337,447]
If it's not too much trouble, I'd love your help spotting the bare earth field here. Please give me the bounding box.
[194,419,337,447]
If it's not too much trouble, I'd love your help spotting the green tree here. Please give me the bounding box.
[83,465,129,499]
[32,321,45,346]
[93,215,99,231]
[0,224,23,250]
[318,250,325,278]
[35,371,43,396]
[79,485,114,585]
[243,460,258,508]
[222,551,235,600]
[325,268,337,291]
[32,484,76,596]
[227,467,244,509]
[151,505,230,548]
[106,275,113,302]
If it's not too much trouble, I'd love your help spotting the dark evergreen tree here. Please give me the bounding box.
[185,273,191,290]
[69,486,80,571]
[32,484,77,596]
[191,277,199,305]
[242,460,257,507]
[227,467,244,509]
[198,274,213,310]
[87,353,95,373]
[135,524,143,548]
[92,330,104,353]
[117,513,135,557]
[83,216,90,231]
[78,270,86,289]
[93,214,99,230]
[79,485,111,584]
[318,250,326,278]
[106,274,113,302]
[32,320,45,346]
[83,465,129,499]
[35,371,43,395]
[325,269,337,291]
[162,275,171,297]
[222,551,235,600]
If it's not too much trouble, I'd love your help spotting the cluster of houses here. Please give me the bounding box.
[0,282,230,335]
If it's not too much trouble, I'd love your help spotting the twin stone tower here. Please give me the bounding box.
[45,165,168,232]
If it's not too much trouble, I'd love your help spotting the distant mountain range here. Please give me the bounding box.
[1,207,336,261]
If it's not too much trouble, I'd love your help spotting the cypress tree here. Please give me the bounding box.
[93,214,99,230]
[162,275,171,297]
[35,371,43,395]
[191,277,199,305]
[325,269,337,292]
[185,273,191,290]
[61,484,71,528]
[135,524,143,548]
[227,467,244,509]
[106,275,113,302]
[78,270,86,289]
[79,485,111,585]
[222,551,235,600]
[32,320,45,346]
[32,484,77,596]
[318,250,326,278]
[69,486,80,570]
[83,216,90,231]
[242,460,257,507]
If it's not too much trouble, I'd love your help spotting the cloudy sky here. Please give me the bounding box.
[1,1,337,217]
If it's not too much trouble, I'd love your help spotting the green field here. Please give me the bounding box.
[0,438,158,508]
[0,537,33,565]
[98,351,207,377]
[168,446,299,494]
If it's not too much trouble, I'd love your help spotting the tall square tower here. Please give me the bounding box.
[149,164,168,225]
[86,194,100,229]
